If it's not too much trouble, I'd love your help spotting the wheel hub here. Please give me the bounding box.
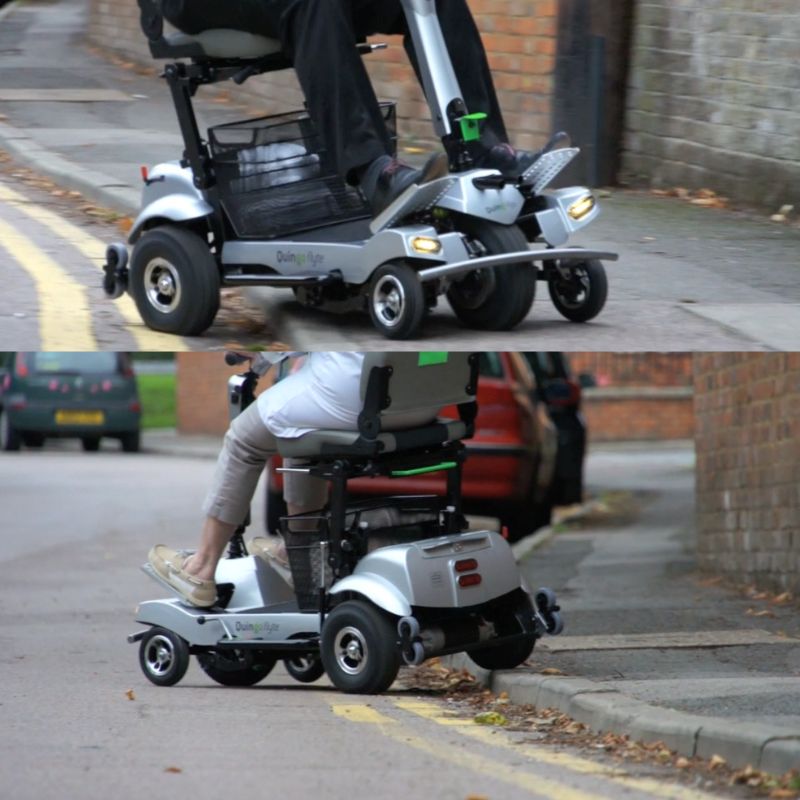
[373,276,405,328]
[552,263,590,308]
[143,258,182,314]
[145,634,175,676]
[334,626,368,676]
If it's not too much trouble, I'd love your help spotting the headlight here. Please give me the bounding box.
[410,236,442,255]
[567,195,596,221]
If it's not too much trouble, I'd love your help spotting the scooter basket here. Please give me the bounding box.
[209,105,396,239]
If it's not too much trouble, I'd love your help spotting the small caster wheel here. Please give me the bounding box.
[535,587,558,614]
[103,243,129,299]
[284,654,325,684]
[548,258,608,322]
[545,610,564,636]
[139,627,190,686]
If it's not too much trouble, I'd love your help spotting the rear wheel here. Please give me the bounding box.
[81,437,101,452]
[468,596,536,670]
[321,600,400,694]
[448,221,536,330]
[196,649,277,687]
[120,431,140,453]
[129,225,220,336]
[22,433,45,448]
[548,258,608,322]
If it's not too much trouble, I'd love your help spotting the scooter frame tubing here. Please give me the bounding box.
[400,0,466,139]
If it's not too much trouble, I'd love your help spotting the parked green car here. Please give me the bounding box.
[0,352,141,452]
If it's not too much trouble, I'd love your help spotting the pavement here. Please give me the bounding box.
[138,430,800,776]
[3,0,800,350]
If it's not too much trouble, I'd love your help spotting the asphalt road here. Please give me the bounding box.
[0,445,741,800]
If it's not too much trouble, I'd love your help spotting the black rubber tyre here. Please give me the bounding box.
[120,431,141,453]
[196,649,277,687]
[81,437,101,452]
[284,654,325,684]
[321,600,401,694]
[447,220,536,330]
[0,409,21,452]
[129,225,220,336]
[548,257,608,322]
[22,433,45,448]
[467,596,536,670]
[139,627,190,687]
[368,262,425,340]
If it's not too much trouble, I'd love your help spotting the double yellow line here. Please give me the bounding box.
[0,183,186,350]
[332,699,722,800]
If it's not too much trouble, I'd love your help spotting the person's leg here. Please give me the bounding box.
[184,401,282,581]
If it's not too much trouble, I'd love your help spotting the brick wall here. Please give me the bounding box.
[694,353,800,593]
[622,1,800,209]
[569,353,694,442]
[85,0,558,154]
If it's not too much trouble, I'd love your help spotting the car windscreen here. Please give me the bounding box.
[30,352,120,375]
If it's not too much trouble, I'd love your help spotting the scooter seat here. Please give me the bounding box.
[154,29,283,60]
[277,419,468,459]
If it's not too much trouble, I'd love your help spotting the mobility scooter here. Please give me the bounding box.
[103,0,618,340]
[129,352,563,693]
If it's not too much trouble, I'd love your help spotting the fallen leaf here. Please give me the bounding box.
[474,711,508,726]
[675,757,691,768]
[769,790,798,799]
[164,766,183,774]
[709,754,727,770]
[539,667,564,676]
[772,592,793,606]
[125,689,135,701]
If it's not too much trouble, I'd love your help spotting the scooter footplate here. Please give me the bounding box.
[370,176,458,233]
[521,147,579,194]
[140,560,199,606]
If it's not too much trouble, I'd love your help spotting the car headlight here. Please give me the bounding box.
[410,236,442,255]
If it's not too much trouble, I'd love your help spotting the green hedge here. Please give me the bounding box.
[136,373,176,429]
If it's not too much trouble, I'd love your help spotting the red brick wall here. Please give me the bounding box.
[85,0,558,153]
[569,353,694,442]
[694,353,800,593]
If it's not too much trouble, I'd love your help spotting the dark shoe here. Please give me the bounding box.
[476,142,542,179]
[361,153,449,215]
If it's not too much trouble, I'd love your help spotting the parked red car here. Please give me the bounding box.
[264,352,560,542]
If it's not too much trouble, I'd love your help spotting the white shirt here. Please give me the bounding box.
[257,352,364,438]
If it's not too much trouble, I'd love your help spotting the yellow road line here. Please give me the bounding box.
[0,217,95,349]
[332,703,601,800]
[393,699,721,800]
[0,183,188,351]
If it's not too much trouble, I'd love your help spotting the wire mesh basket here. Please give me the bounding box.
[208,104,396,239]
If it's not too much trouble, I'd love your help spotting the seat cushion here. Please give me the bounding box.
[277,419,467,458]
[166,29,282,59]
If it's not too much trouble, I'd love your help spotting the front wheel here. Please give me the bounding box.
[368,262,425,340]
[284,654,325,684]
[548,258,608,322]
[321,600,401,694]
[447,221,536,330]
[139,627,190,686]
[196,649,277,686]
[129,225,220,336]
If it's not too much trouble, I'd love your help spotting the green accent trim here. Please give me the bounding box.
[391,461,457,477]
[418,352,448,366]
[458,112,487,142]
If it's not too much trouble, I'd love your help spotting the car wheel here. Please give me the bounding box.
[81,437,101,452]
[120,431,141,453]
[22,433,45,448]
[0,409,22,452]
